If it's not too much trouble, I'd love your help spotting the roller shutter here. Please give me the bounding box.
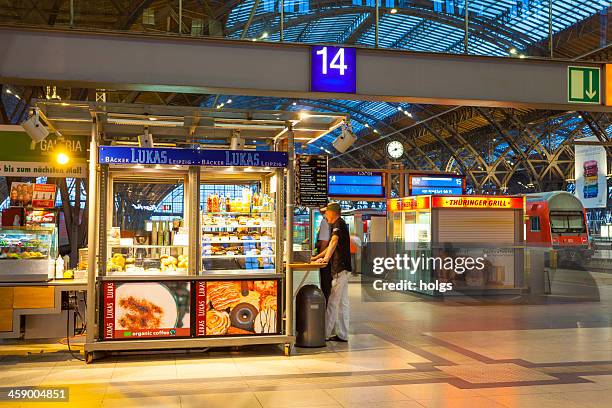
[437,209,515,243]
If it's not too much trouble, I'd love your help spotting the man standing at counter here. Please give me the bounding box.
[315,206,332,303]
[312,202,351,342]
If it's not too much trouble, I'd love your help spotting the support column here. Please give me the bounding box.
[464,0,469,54]
[85,118,99,345]
[285,124,295,337]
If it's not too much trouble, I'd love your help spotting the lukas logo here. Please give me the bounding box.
[225,151,261,166]
[130,148,169,164]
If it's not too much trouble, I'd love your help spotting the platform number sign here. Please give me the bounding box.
[568,66,601,104]
[311,45,356,94]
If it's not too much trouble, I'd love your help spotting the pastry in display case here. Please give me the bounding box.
[201,190,276,273]
[0,226,58,282]
[107,246,189,275]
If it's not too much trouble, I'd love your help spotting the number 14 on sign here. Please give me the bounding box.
[316,47,348,75]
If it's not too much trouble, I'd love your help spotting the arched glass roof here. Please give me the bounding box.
[226,0,610,56]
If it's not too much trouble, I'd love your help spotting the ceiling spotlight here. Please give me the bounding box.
[373,129,379,133]
[519,54,526,59]
[509,47,518,55]
[332,122,356,153]
[261,32,269,39]
[227,99,232,104]
[292,102,297,106]
[21,110,50,142]
[390,8,398,14]
[364,123,370,128]
[404,111,412,117]
[397,106,403,111]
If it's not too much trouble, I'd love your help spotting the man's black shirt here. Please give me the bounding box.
[329,217,352,275]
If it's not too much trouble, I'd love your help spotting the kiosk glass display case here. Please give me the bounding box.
[200,181,276,274]
[0,226,58,282]
[107,177,188,276]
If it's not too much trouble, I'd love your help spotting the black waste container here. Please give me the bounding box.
[295,285,326,347]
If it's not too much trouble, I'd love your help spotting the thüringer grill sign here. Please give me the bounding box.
[432,196,524,210]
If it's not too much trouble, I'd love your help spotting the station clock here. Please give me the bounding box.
[386,140,404,159]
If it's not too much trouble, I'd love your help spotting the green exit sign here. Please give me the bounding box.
[568,66,601,104]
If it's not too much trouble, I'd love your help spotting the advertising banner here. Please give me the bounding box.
[0,125,88,177]
[99,146,288,168]
[195,280,280,336]
[9,182,33,207]
[195,281,207,337]
[10,183,57,208]
[102,281,191,340]
[32,184,57,208]
[575,136,607,208]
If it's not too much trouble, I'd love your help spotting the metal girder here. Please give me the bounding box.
[579,111,612,156]
[391,19,433,49]
[419,120,478,187]
[345,12,375,44]
[240,0,261,40]
[477,107,541,188]
[3,28,611,111]
[119,0,155,30]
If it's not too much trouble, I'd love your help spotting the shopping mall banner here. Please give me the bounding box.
[0,125,88,177]
[574,136,607,208]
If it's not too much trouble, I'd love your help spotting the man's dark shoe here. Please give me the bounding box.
[328,335,348,342]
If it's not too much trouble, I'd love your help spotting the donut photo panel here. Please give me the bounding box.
[199,280,280,336]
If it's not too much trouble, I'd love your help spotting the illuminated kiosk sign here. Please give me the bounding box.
[388,196,523,212]
[328,171,384,197]
[311,45,356,93]
[98,146,288,167]
[432,196,524,210]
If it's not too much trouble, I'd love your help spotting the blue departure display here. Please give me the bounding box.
[328,171,384,197]
[410,175,464,196]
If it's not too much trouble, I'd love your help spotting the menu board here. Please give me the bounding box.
[195,279,280,337]
[295,154,328,208]
[102,281,191,340]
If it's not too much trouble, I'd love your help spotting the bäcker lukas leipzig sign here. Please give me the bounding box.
[99,146,288,168]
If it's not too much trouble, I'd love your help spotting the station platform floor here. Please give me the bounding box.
[1,271,611,408]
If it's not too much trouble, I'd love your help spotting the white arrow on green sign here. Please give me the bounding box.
[568,66,601,104]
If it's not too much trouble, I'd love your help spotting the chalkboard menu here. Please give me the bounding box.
[296,154,328,208]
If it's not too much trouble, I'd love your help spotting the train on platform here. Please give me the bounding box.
[524,191,593,265]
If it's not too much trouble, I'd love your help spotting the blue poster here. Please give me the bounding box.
[98,146,288,168]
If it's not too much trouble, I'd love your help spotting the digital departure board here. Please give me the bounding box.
[409,174,465,196]
[328,171,384,198]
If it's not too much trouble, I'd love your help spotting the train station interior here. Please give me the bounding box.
[0,1,612,407]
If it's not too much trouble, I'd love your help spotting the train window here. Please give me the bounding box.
[530,216,541,232]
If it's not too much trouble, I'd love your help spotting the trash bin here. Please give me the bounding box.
[295,285,326,347]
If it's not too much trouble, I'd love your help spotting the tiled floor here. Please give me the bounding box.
[1,270,612,407]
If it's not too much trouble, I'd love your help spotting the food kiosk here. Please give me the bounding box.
[85,146,291,361]
[387,195,525,295]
